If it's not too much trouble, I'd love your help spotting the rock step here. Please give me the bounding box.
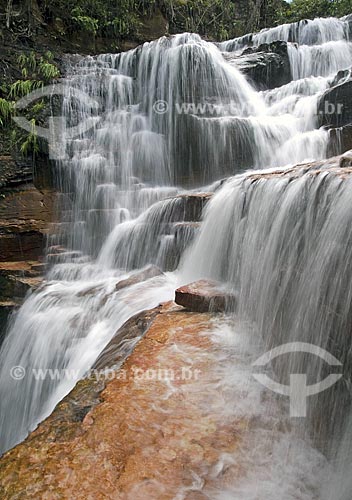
[175,279,236,313]
[47,251,86,264]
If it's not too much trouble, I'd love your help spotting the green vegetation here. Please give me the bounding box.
[3,0,352,42]
[0,98,14,126]
[19,118,39,157]
[0,49,60,157]
[283,0,352,23]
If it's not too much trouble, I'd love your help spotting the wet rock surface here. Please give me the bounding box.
[228,41,292,89]
[175,280,236,313]
[328,125,352,157]
[0,303,242,499]
[318,79,352,128]
[115,265,164,292]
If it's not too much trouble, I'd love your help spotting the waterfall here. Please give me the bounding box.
[220,15,351,51]
[180,164,352,497]
[0,15,352,497]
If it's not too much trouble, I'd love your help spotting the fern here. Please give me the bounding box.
[0,98,14,123]
[31,100,45,114]
[8,80,44,99]
[27,51,37,71]
[20,119,39,157]
[17,53,28,69]
[38,61,60,80]
[45,51,53,61]
[72,8,99,35]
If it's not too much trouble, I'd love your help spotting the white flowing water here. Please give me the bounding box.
[220,15,351,51]
[0,14,352,498]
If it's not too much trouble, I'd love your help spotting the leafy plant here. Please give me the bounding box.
[19,119,39,156]
[38,61,60,80]
[72,7,99,35]
[16,51,60,83]
[8,80,44,99]
[0,98,14,126]
[283,0,352,23]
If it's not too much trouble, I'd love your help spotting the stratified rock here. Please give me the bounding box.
[318,80,352,128]
[0,231,45,262]
[0,261,44,301]
[0,185,56,262]
[115,265,163,291]
[0,156,31,189]
[175,279,236,313]
[0,260,46,343]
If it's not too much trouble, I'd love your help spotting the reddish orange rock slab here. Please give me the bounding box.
[175,280,236,313]
[0,305,243,500]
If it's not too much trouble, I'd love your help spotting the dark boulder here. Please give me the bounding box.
[228,41,292,90]
[328,125,352,157]
[318,80,352,128]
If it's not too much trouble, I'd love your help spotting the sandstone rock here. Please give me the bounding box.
[0,185,56,262]
[175,279,236,313]
[0,304,244,499]
[93,306,164,370]
[0,261,46,344]
[115,265,164,291]
[47,250,84,264]
[0,261,44,301]
[0,231,45,262]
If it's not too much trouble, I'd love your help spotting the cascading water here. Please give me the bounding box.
[1,12,352,498]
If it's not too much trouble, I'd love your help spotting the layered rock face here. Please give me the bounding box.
[0,156,57,343]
